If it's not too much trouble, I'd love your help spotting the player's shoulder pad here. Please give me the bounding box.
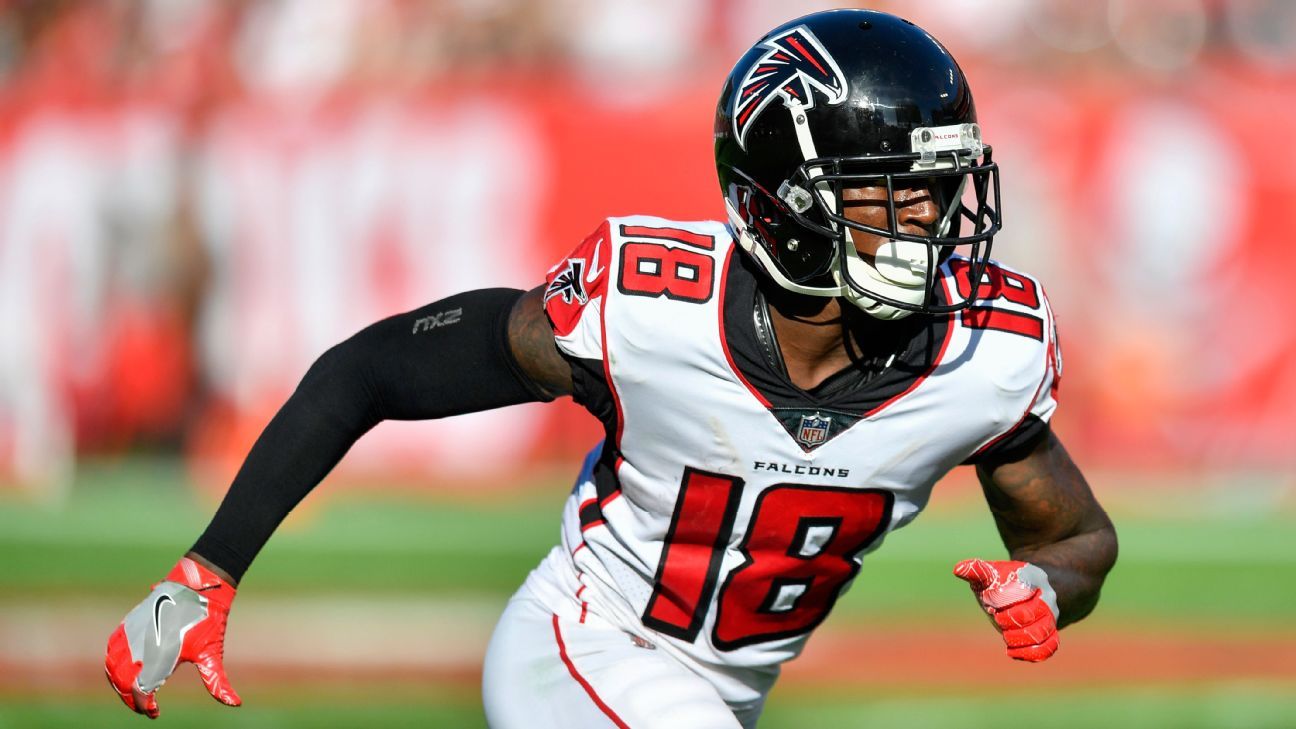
[941,256,1056,343]
[602,215,734,260]
[942,257,1064,454]
[543,216,734,359]
[603,214,731,239]
[543,220,614,357]
[941,255,1063,399]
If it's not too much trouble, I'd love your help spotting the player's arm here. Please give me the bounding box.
[106,285,568,717]
[189,286,569,582]
[953,429,1117,661]
[183,287,569,584]
[974,430,1117,627]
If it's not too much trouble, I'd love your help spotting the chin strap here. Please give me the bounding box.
[835,239,924,321]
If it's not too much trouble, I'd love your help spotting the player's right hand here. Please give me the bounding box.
[105,557,241,719]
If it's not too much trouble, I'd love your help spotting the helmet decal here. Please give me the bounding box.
[733,26,848,151]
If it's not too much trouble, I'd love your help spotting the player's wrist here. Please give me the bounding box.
[166,556,238,611]
[1012,561,1059,621]
[182,551,240,590]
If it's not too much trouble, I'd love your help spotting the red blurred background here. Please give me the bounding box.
[1,0,1293,493]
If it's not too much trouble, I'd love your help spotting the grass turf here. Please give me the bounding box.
[3,684,1294,729]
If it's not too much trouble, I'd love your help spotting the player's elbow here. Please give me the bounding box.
[1087,510,1120,585]
[293,337,384,435]
[1059,521,1119,628]
[1094,520,1119,589]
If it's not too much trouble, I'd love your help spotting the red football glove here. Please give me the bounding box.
[105,557,241,718]
[953,558,1060,662]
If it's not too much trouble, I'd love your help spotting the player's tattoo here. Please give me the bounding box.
[975,431,1118,628]
[508,286,574,399]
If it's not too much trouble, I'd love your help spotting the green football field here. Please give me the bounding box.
[1,460,1293,728]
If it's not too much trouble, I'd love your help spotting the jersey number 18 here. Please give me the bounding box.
[643,468,893,650]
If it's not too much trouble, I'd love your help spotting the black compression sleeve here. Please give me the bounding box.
[190,288,551,582]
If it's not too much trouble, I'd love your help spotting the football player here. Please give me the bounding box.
[106,10,1117,727]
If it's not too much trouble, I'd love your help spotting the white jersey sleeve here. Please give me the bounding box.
[942,257,1063,460]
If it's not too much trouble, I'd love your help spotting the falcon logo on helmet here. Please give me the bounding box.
[733,26,848,150]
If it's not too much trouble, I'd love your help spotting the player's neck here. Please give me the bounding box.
[763,290,853,391]
[763,286,913,391]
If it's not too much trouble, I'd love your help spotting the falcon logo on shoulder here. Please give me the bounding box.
[545,259,589,306]
[733,26,848,150]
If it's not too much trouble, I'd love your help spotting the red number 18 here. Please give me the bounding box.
[616,225,717,304]
[643,469,893,649]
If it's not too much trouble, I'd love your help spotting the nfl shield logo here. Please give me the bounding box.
[796,413,832,448]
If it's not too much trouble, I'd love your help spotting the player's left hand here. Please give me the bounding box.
[953,558,1060,662]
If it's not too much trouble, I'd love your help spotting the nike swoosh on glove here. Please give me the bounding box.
[953,558,1060,662]
[105,557,241,718]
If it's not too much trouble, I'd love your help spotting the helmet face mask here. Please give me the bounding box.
[715,10,1002,320]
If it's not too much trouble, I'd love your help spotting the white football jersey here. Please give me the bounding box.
[536,216,1060,706]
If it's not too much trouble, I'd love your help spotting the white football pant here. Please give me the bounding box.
[483,575,757,728]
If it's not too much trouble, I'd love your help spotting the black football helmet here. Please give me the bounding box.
[715,9,1000,319]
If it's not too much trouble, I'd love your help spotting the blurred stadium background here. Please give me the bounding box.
[0,0,1293,727]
